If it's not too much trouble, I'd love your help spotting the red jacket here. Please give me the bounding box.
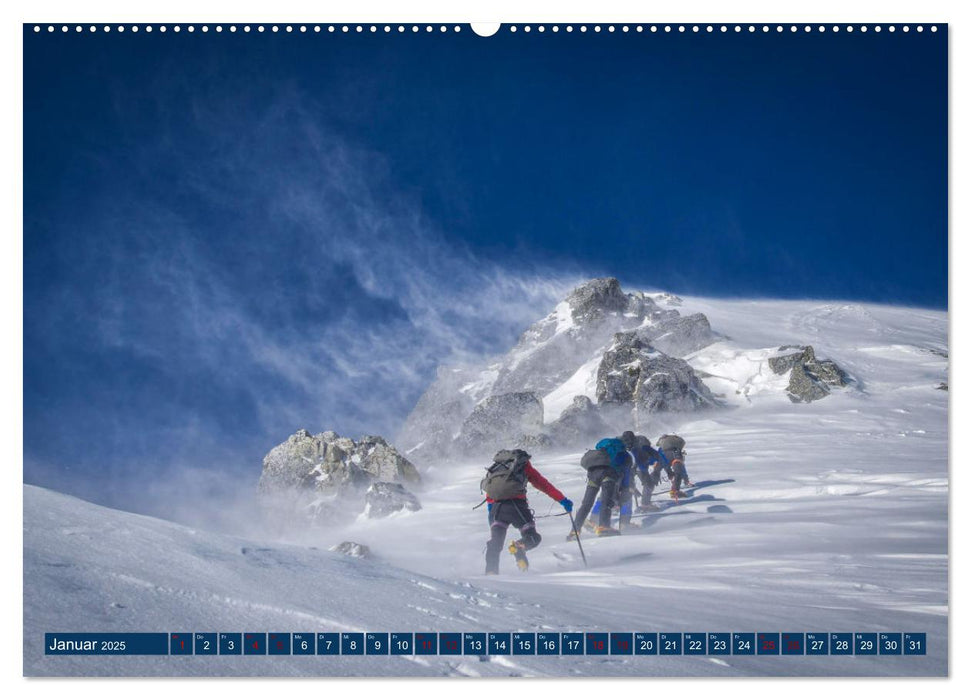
[486,462,565,504]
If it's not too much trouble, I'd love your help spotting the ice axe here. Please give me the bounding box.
[566,510,588,568]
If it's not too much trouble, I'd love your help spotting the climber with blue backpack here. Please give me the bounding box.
[568,437,632,539]
[479,449,572,574]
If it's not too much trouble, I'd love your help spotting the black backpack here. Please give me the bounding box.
[580,448,612,470]
[480,449,531,501]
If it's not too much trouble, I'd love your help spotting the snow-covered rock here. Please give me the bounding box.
[768,345,848,403]
[399,278,718,462]
[363,482,422,519]
[258,430,420,527]
[547,395,611,446]
[596,332,719,413]
[330,541,372,558]
[457,392,545,454]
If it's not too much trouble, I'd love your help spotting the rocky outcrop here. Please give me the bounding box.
[457,392,545,453]
[363,482,422,519]
[258,430,420,527]
[330,541,372,558]
[547,395,611,446]
[596,332,718,412]
[768,345,848,403]
[397,278,720,463]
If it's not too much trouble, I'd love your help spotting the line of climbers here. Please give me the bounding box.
[478,432,691,574]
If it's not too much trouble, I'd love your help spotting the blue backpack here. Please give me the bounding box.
[595,438,631,472]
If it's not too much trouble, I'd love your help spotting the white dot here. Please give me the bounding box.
[455,26,461,32]
[33,25,39,32]
[161,26,168,33]
[215,26,222,32]
[411,26,418,32]
[735,26,741,33]
[875,26,882,32]
[553,26,560,32]
[749,25,755,32]
[819,25,826,32]
[904,26,910,32]
[707,25,713,32]
[425,25,432,32]
[285,26,292,33]
[889,26,896,32]
[650,26,656,33]
[608,26,615,33]
[763,25,769,32]
[75,25,82,32]
[202,26,208,33]
[88,25,95,32]
[776,26,783,32]
[595,26,601,33]
[847,26,853,33]
[664,26,671,33]
[244,26,251,32]
[525,26,532,33]
[104,25,110,32]
[580,26,586,33]
[693,26,699,33]
[804,25,811,32]
[188,26,195,33]
[861,26,868,32]
[678,26,685,33]
[372,26,378,33]
[636,26,643,32]
[622,26,628,33]
[173,26,179,33]
[341,26,347,33]
[510,26,517,33]
[720,26,727,33]
[47,26,53,32]
[918,26,924,32]
[567,26,573,32]
[932,26,938,32]
[834,26,840,33]
[383,26,389,33]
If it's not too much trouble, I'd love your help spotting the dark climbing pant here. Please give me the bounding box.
[486,499,540,574]
[573,467,618,532]
[669,460,689,491]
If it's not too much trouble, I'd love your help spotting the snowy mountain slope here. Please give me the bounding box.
[25,295,948,677]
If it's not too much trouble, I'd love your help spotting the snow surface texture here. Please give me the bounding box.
[24,297,947,677]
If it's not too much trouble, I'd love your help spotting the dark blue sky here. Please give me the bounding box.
[23,25,947,513]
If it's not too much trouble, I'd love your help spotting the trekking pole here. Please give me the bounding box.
[567,511,588,568]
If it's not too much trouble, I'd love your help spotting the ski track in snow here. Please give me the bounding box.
[25,297,947,676]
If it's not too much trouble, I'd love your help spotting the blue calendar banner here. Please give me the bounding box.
[708,633,731,655]
[806,633,828,655]
[415,633,438,655]
[830,633,853,656]
[341,632,364,655]
[586,632,609,655]
[462,633,485,656]
[268,633,291,655]
[561,633,584,655]
[683,633,705,655]
[488,633,511,655]
[390,633,413,656]
[366,633,389,655]
[440,633,462,655]
[292,633,315,655]
[879,633,902,655]
[44,633,170,656]
[904,633,926,656]
[733,633,755,655]
[317,633,339,655]
[758,633,780,655]
[635,633,658,655]
[194,633,217,655]
[782,633,805,655]
[513,633,536,655]
[855,633,878,656]
[243,633,266,655]
[610,633,633,655]
[219,633,241,655]
[537,632,560,656]
[170,633,192,655]
[660,633,682,655]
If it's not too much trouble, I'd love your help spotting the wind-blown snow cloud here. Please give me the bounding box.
[24,84,584,521]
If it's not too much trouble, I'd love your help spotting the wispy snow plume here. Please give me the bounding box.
[24,85,584,523]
